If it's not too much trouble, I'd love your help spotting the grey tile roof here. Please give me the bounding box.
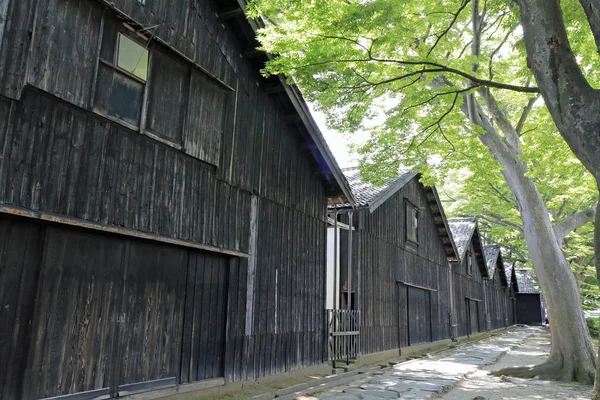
[515,268,541,294]
[341,167,414,207]
[447,217,477,260]
[504,262,514,288]
[483,245,501,277]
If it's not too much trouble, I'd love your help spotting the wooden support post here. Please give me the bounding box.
[333,210,338,310]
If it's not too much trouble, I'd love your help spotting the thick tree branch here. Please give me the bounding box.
[477,87,521,154]
[578,0,600,55]
[553,204,597,245]
[519,0,600,176]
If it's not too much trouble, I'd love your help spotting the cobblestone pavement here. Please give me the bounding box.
[306,327,537,400]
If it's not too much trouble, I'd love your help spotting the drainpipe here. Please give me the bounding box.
[482,279,489,331]
[347,211,353,311]
[333,209,338,310]
[448,262,456,340]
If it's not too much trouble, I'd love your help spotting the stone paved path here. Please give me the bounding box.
[310,327,536,400]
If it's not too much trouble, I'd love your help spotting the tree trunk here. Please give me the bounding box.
[518,0,600,390]
[464,102,597,383]
[495,154,596,383]
[593,199,600,399]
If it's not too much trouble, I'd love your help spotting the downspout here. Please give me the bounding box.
[347,211,353,311]
[333,209,338,310]
[483,278,489,331]
[448,262,457,341]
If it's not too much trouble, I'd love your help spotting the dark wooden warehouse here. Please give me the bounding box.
[0,1,355,399]
[483,245,511,330]
[447,218,489,338]
[327,168,458,359]
[505,262,517,325]
[514,268,546,325]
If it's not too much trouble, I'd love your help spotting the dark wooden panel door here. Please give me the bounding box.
[117,240,187,391]
[23,226,124,400]
[180,252,229,383]
[469,300,480,334]
[397,284,408,347]
[0,216,44,400]
[407,287,431,346]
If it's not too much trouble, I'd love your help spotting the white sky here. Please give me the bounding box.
[308,104,372,169]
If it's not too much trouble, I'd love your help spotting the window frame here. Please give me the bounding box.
[91,11,233,157]
[405,200,419,245]
[115,32,149,83]
[467,250,473,276]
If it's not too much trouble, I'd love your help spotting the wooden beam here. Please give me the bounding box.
[242,48,264,59]
[282,113,302,124]
[217,6,244,21]
[264,82,285,94]
[0,204,250,258]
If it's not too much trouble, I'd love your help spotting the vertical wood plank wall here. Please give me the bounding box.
[452,243,486,338]
[0,0,330,398]
[354,179,451,355]
[485,262,510,330]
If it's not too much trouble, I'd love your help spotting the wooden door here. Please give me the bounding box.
[469,300,480,334]
[23,226,125,399]
[0,216,44,400]
[407,287,431,346]
[180,252,229,383]
[117,240,187,393]
[22,225,187,399]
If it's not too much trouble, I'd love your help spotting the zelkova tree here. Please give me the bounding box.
[515,1,600,396]
[248,0,600,383]
[440,135,599,311]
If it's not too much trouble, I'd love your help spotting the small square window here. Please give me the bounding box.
[406,201,418,243]
[117,33,149,81]
[467,251,473,275]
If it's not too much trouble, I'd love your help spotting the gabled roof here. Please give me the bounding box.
[334,167,458,262]
[515,268,541,294]
[448,218,477,260]
[212,0,356,206]
[504,262,515,289]
[484,244,508,286]
[448,217,489,278]
[341,167,417,210]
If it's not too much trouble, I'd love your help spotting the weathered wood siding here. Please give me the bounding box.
[452,243,486,337]
[0,0,331,398]
[515,294,543,325]
[354,179,451,355]
[485,265,509,330]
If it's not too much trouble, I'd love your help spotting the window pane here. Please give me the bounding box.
[406,204,418,242]
[109,71,144,125]
[117,33,148,81]
[95,64,143,126]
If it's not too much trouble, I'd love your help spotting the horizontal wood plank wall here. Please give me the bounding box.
[357,179,451,355]
[453,242,485,337]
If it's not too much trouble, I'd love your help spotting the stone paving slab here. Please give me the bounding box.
[312,328,535,400]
